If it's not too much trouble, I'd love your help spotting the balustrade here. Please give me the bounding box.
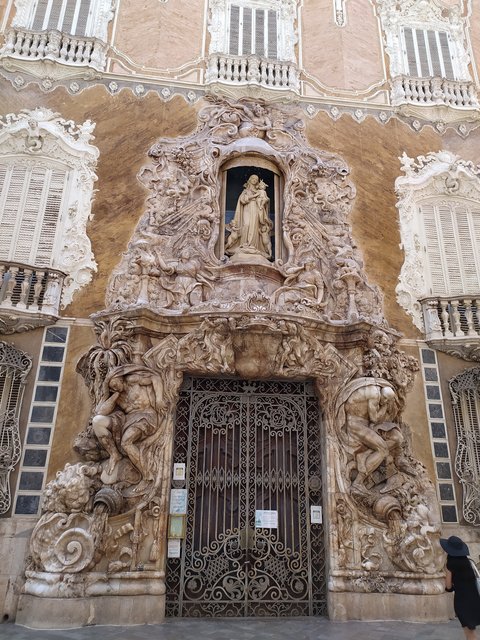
[0,27,108,70]
[422,296,480,341]
[207,53,299,91]
[392,75,479,109]
[0,261,65,317]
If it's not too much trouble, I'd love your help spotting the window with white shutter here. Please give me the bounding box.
[402,27,456,80]
[228,4,278,58]
[0,163,68,267]
[31,0,93,37]
[420,201,480,297]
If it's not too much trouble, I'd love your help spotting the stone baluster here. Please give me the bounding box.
[60,35,70,61]
[37,33,48,58]
[32,270,44,311]
[67,38,77,62]
[90,40,107,69]
[267,62,274,86]
[17,268,32,309]
[450,300,464,336]
[404,77,413,102]
[238,57,246,82]
[247,56,260,83]
[463,299,478,337]
[217,56,226,80]
[3,267,18,307]
[440,300,453,337]
[233,58,240,82]
[0,265,6,292]
[29,33,40,57]
[14,31,25,55]
[83,40,93,64]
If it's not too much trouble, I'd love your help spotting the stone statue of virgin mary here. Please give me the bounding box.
[225,174,273,263]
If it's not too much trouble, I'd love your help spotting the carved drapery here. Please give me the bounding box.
[0,108,99,311]
[23,99,444,611]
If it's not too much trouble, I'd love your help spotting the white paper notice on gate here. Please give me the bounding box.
[170,488,188,514]
[255,510,278,528]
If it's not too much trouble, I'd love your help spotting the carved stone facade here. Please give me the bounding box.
[17,99,445,627]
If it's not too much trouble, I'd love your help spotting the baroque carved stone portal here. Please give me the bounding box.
[21,99,444,624]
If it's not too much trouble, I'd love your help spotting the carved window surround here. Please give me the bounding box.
[0,341,32,515]
[396,150,480,361]
[0,0,115,73]
[449,366,480,525]
[0,108,99,332]
[206,0,299,95]
[375,0,479,122]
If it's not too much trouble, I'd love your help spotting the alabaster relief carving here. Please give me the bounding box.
[396,150,480,330]
[106,97,383,325]
[0,108,99,308]
[24,99,443,606]
[375,0,470,80]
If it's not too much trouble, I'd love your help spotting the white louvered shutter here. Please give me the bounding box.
[0,164,68,267]
[402,27,456,80]
[421,201,480,296]
[228,4,278,59]
[31,0,92,36]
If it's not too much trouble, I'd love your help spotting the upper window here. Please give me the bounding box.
[208,0,297,63]
[30,0,94,37]
[402,27,455,80]
[0,108,99,311]
[396,151,480,332]
[420,200,480,297]
[228,4,278,58]
[12,0,114,40]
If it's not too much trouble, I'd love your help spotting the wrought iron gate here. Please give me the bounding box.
[165,377,326,617]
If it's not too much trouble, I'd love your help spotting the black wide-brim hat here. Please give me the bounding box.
[440,535,470,556]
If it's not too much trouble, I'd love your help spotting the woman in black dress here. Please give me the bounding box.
[441,535,480,640]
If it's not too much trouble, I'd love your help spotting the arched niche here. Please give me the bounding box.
[217,154,284,261]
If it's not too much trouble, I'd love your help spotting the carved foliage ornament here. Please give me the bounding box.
[395,150,480,330]
[0,108,99,308]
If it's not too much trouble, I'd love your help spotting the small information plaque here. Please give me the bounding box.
[170,488,188,514]
[310,506,323,524]
[255,510,278,529]
[167,539,181,558]
[173,463,186,481]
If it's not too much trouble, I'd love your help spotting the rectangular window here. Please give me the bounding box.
[402,27,455,80]
[229,4,278,59]
[31,0,93,37]
[420,201,480,297]
[0,164,68,267]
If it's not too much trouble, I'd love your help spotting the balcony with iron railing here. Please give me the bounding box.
[206,53,299,94]
[0,261,66,334]
[422,295,480,362]
[0,27,108,71]
[391,75,480,122]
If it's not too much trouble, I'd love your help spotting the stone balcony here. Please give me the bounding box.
[391,75,480,123]
[0,261,66,335]
[206,53,299,96]
[422,295,480,362]
[0,27,108,71]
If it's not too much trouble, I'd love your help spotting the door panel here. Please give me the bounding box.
[166,377,326,617]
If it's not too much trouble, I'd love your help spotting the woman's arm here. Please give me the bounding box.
[445,568,453,592]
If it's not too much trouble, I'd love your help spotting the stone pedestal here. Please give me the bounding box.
[16,593,165,629]
[328,591,454,622]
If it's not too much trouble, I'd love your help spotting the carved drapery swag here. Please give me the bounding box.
[24,99,443,603]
